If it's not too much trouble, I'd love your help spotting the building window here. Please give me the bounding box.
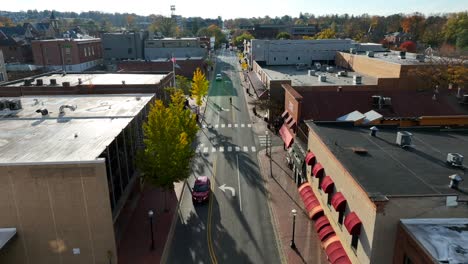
[286,57,288,61]
[66,59,72,64]
[0,73,4,82]
[65,47,71,55]
[105,48,112,51]
[84,48,88,57]
[403,254,413,264]
[338,210,344,225]
[298,56,300,60]
[327,192,333,206]
[351,234,359,252]
[128,48,133,54]
[318,176,323,190]
[274,57,276,61]
[92,47,95,55]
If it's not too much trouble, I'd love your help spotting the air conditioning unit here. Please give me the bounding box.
[314,62,321,70]
[353,75,362,85]
[461,94,468,104]
[416,54,425,62]
[0,99,6,110]
[366,51,374,57]
[318,75,326,82]
[399,51,406,59]
[24,79,32,86]
[62,82,71,87]
[36,79,43,86]
[396,131,413,148]
[326,66,334,73]
[337,71,348,77]
[8,99,22,110]
[50,79,57,85]
[383,97,392,106]
[447,153,464,167]
[372,95,382,107]
[308,70,316,76]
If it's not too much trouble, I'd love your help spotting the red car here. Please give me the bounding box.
[192,176,211,204]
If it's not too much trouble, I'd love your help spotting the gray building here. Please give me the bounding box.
[144,38,207,60]
[0,50,7,83]
[102,31,147,61]
[247,39,385,66]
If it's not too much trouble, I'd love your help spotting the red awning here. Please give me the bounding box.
[334,256,352,264]
[314,216,330,232]
[281,110,289,118]
[331,192,347,212]
[326,241,349,263]
[320,176,334,193]
[298,183,323,220]
[305,152,316,166]
[312,163,324,177]
[279,125,294,148]
[318,225,335,241]
[344,212,362,236]
[298,182,311,194]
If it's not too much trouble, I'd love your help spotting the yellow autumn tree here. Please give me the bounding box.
[191,68,209,111]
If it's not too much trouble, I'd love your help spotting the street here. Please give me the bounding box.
[165,50,282,264]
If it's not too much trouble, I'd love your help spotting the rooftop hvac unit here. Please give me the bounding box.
[461,94,468,104]
[308,70,316,76]
[62,82,71,87]
[326,66,334,73]
[372,95,382,107]
[314,62,321,70]
[447,153,464,167]
[337,71,348,77]
[318,75,326,82]
[24,79,32,86]
[350,48,356,54]
[8,99,22,110]
[353,75,362,85]
[416,54,425,62]
[0,99,6,110]
[36,79,43,86]
[50,79,57,85]
[383,97,392,106]
[396,131,413,148]
[366,51,374,57]
[399,51,406,59]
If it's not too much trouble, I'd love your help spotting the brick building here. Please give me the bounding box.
[32,38,103,72]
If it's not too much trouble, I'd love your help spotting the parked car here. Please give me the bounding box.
[192,176,211,204]
[216,74,222,81]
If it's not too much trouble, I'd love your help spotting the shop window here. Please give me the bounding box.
[351,234,359,252]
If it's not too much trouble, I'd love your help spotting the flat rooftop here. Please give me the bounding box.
[4,72,168,87]
[306,122,468,196]
[353,50,433,66]
[261,65,378,86]
[401,218,468,263]
[0,94,152,163]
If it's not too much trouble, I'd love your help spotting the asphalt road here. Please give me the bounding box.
[166,50,282,264]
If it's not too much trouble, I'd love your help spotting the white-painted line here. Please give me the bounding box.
[243,146,248,152]
[251,146,256,152]
[221,124,225,128]
[212,147,217,153]
[241,124,245,128]
[247,124,252,128]
[235,146,240,152]
[237,154,243,212]
[203,147,209,153]
[228,124,232,128]
[202,124,206,128]
[215,124,219,128]
[219,146,224,152]
[235,124,238,128]
[228,146,232,152]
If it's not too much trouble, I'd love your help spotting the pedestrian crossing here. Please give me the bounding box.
[202,123,253,129]
[197,144,257,153]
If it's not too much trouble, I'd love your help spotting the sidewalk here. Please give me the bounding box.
[238,68,328,263]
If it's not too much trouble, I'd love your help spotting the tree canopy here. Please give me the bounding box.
[137,89,199,192]
[191,68,209,108]
[276,32,291,39]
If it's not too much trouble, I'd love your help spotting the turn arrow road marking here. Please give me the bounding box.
[219,184,236,197]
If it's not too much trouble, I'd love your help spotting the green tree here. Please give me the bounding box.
[176,75,191,95]
[276,32,291,39]
[148,15,176,37]
[234,32,254,47]
[137,89,198,210]
[315,28,336,39]
[191,68,209,111]
[197,24,227,49]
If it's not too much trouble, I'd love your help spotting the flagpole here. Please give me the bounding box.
[172,53,176,87]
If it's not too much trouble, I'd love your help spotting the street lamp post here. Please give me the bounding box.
[290,209,297,249]
[148,210,154,250]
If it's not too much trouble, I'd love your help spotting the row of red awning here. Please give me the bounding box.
[299,183,351,264]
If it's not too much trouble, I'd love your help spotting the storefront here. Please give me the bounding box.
[287,140,307,187]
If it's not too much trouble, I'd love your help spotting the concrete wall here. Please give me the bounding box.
[335,52,401,79]
[372,196,468,264]
[0,50,7,83]
[102,32,145,60]
[307,128,376,264]
[393,224,435,264]
[144,47,207,60]
[0,161,117,264]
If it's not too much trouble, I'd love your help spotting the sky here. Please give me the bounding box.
[1,0,467,19]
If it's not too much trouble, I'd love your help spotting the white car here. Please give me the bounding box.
[216,74,222,81]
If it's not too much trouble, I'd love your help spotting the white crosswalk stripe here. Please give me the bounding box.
[212,147,216,153]
[228,124,232,128]
[221,124,225,128]
[228,146,232,152]
[215,124,219,128]
[219,146,224,152]
[241,124,245,128]
[251,146,256,152]
[235,124,238,127]
[203,147,208,153]
[243,146,248,152]
[235,146,240,152]
[248,124,252,128]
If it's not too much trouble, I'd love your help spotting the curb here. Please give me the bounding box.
[159,180,187,264]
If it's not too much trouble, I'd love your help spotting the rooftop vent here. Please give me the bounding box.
[62,82,70,87]
[372,95,391,109]
[351,147,368,155]
[24,79,32,86]
[396,131,413,148]
[0,99,22,111]
[318,75,326,82]
[36,79,43,86]
[399,51,406,59]
[446,153,464,167]
[353,75,362,85]
[308,70,316,76]
[35,109,49,116]
[337,71,347,77]
[78,78,82,85]
[366,51,374,57]
[59,104,77,115]
[326,66,334,73]
[448,174,463,189]
[50,79,57,85]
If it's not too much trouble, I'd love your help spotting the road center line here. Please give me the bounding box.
[237,154,242,212]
